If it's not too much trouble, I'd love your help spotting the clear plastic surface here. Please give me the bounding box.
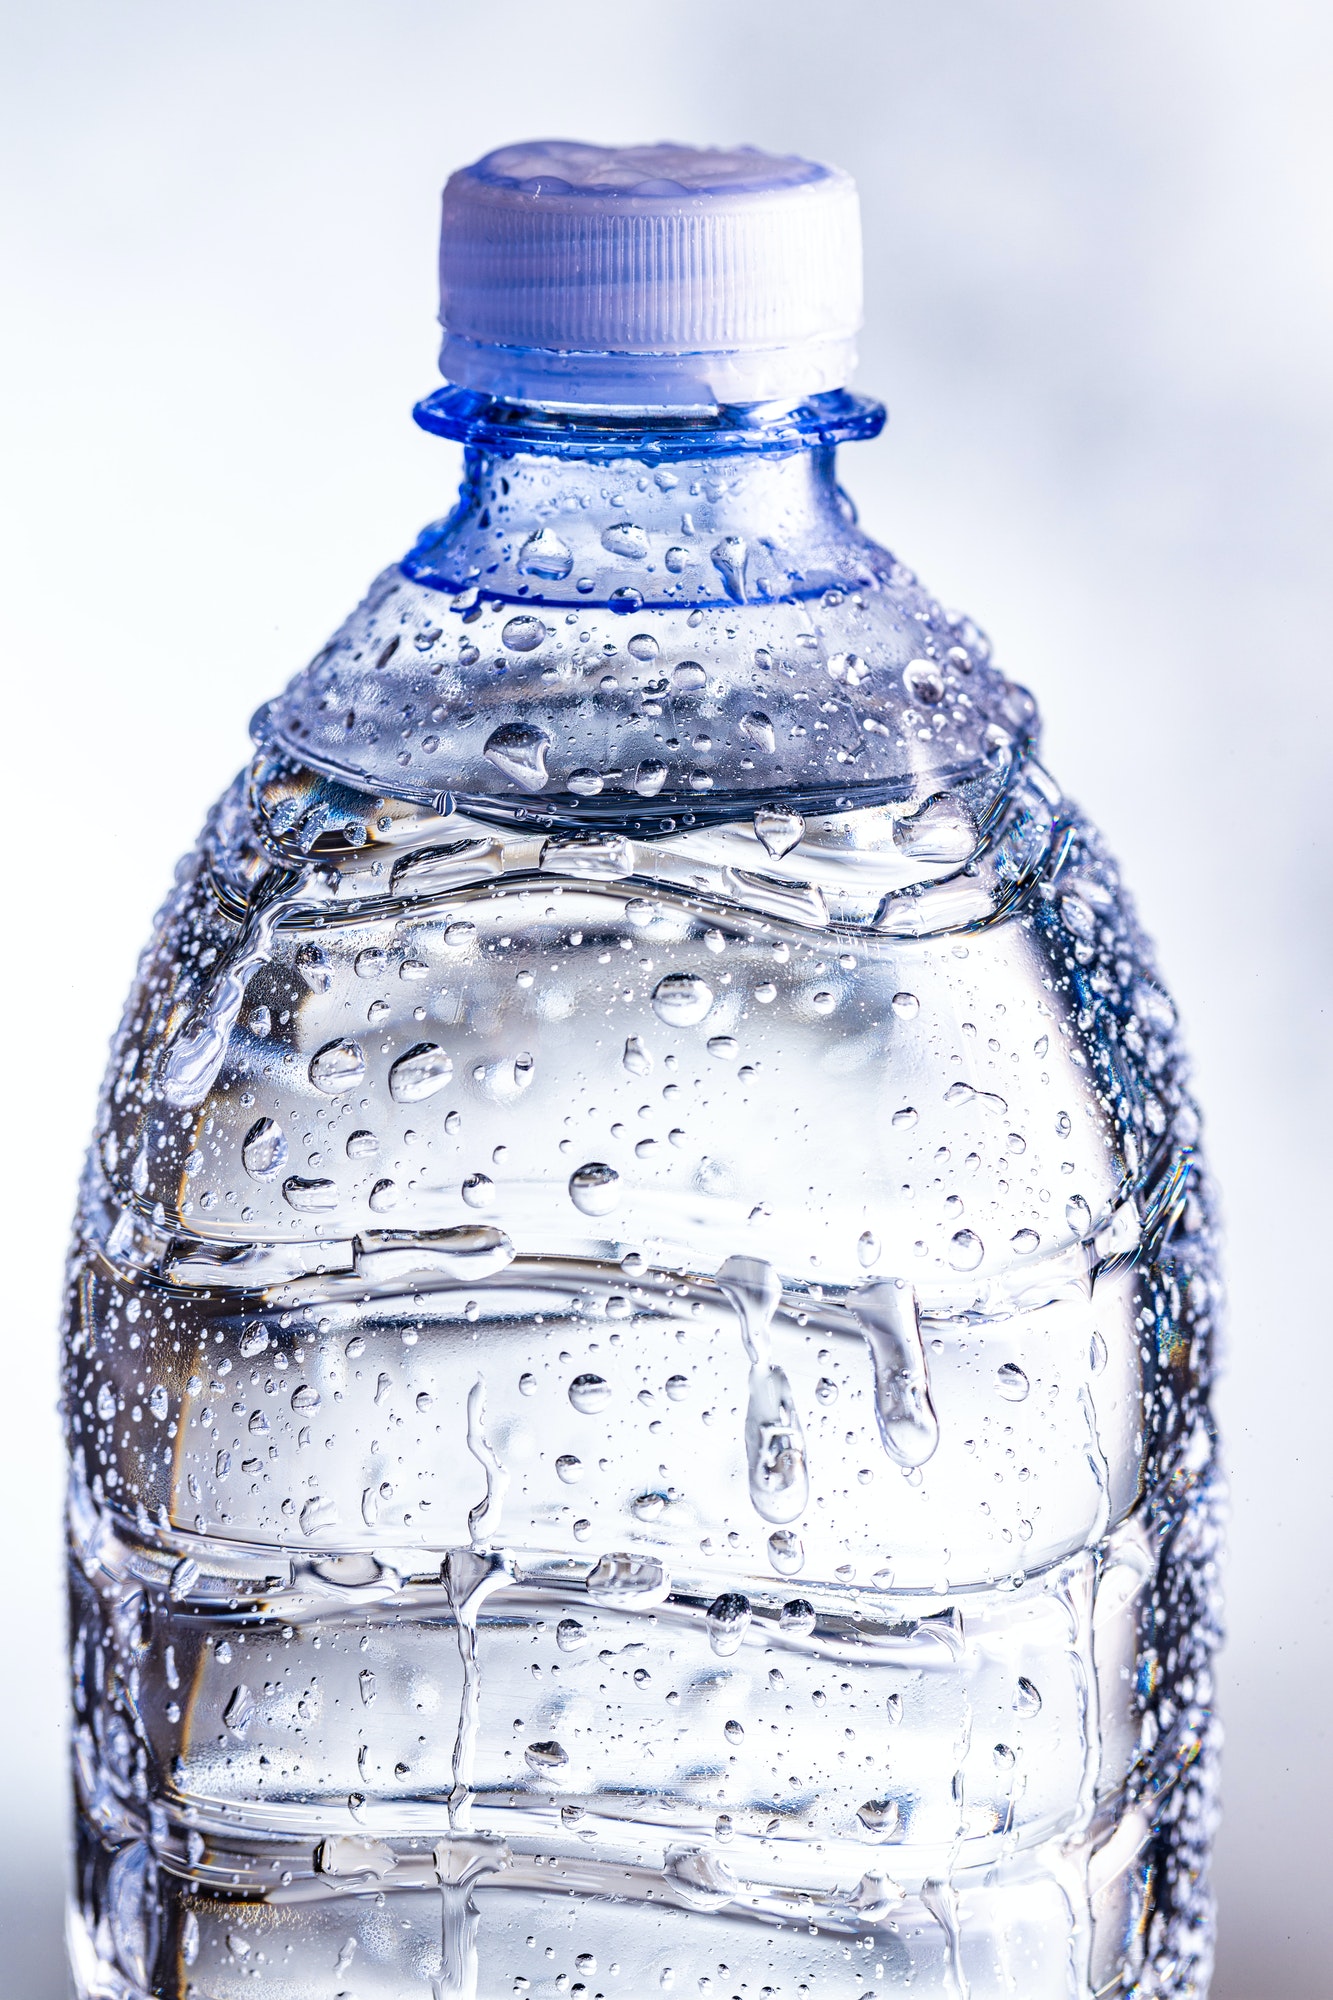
[65,394,1219,2000]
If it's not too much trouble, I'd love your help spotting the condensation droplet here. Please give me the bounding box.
[569,1162,621,1216]
[569,1374,611,1414]
[242,1117,286,1181]
[652,973,713,1027]
[309,1040,366,1094]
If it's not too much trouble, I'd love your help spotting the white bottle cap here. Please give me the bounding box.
[437,140,862,410]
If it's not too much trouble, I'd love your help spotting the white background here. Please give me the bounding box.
[3,4,1330,1994]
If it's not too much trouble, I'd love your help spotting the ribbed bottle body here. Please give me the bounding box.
[65,435,1219,2000]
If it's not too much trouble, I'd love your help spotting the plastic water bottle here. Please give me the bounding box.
[65,141,1220,2000]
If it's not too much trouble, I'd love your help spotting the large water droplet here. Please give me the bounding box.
[948,1228,985,1272]
[554,1454,583,1484]
[634,759,668,797]
[739,712,776,753]
[519,529,573,580]
[525,1739,568,1770]
[309,1040,365,1094]
[1014,1676,1042,1716]
[283,1176,338,1213]
[857,1798,901,1837]
[996,1362,1030,1402]
[767,1529,804,1574]
[705,1593,751,1656]
[893,795,975,864]
[569,1373,611,1413]
[242,1117,287,1181]
[623,1035,653,1076]
[389,1043,453,1102]
[461,1174,494,1209]
[569,1162,621,1216]
[753,807,804,859]
[500,616,544,652]
[903,659,945,705]
[780,1598,815,1635]
[852,1279,939,1468]
[556,1617,588,1652]
[586,1551,668,1604]
[602,523,649,560]
[1066,1195,1092,1236]
[483,722,551,790]
[858,1229,881,1268]
[652,973,713,1027]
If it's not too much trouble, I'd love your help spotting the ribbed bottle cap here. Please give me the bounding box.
[437,140,862,410]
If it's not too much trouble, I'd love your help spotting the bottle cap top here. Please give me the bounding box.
[437,139,862,409]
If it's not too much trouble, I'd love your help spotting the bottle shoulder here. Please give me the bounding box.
[257,530,1037,831]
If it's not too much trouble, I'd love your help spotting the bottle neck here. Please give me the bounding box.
[405,385,887,610]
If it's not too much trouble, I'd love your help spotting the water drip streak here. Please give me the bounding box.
[160,868,309,1108]
[921,1877,970,2000]
[433,1839,510,2000]
[465,1378,508,1543]
[444,1550,513,1833]
[852,1279,939,1468]
[716,1255,809,1526]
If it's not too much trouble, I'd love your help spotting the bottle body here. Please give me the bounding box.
[65,415,1219,1999]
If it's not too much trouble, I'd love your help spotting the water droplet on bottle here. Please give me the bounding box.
[346,1129,378,1159]
[857,1229,881,1268]
[242,1117,286,1180]
[223,1685,255,1733]
[631,758,667,798]
[309,1040,366,1094]
[767,1529,804,1574]
[283,1176,338,1213]
[903,659,945,704]
[891,991,920,1018]
[389,1043,453,1102]
[355,947,386,980]
[707,1035,738,1061]
[483,722,551,790]
[462,1174,494,1209]
[501,616,545,652]
[672,661,707,690]
[623,1035,653,1076]
[556,1618,588,1652]
[586,1551,668,1604]
[705,1593,751,1656]
[569,1162,621,1215]
[857,1798,900,1835]
[996,1362,1030,1402]
[525,1739,568,1770]
[519,528,573,580]
[299,1494,338,1536]
[893,795,975,863]
[627,633,660,661]
[885,1692,903,1724]
[602,523,649,560]
[1089,1330,1108,1374]
[568,769,605,797]
[295,943,331,992]
[739,712,776,753]
[753,806,804,858]
[569,1373,611,1413]
[1066,1195,1092,1236]
[652,974,713,1026]
[555,1454,583,1484]
[724,1718,744,1743]
[949,1228,984,1271]
[779,1598,815,1635]
[1014,1676,1042,1715]
[665,1373,689,1400]
[1011,1227,1039,1254]
[711,536,747,600]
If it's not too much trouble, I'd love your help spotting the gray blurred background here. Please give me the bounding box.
[2,2,1329,1993]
